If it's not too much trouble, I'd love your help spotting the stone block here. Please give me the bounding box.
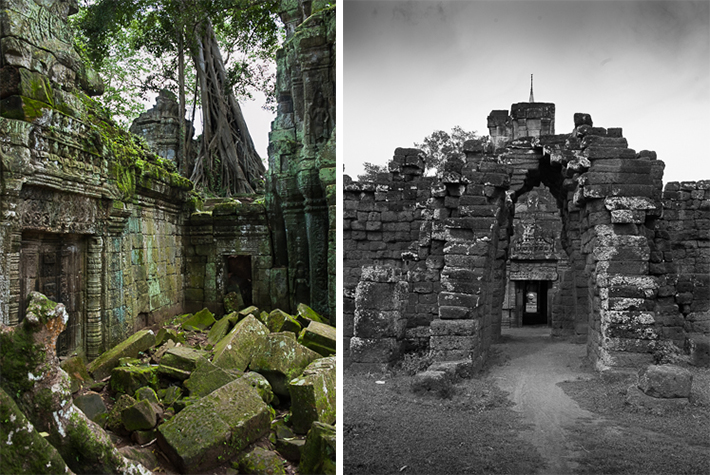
[353,309,405,339]
[213,315,269,372]
[181,307,216,332]
[289,356,336,434]
[299,422,336,475]
[73,391,107,423]
[298,321,336,356]
[157,379,271,473]
[249,332,322,397]
[184,357,238,398]
[235,447,286,475]
[110,365,158,395]
[349,336,402,364]
[638,364,693,398]
[267,308,302,335]
[87,329,156,380]
[158,347,209,381]
[122,399,158,431]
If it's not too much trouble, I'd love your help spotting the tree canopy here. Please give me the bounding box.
[414,126,479,174]
[76,0,283,195]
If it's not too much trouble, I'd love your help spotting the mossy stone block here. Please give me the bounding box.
[296,303,330,326]
[298,321,336,357]
[213,315,269,372]
[181,308,215,332]
[160,347,208,373]
[267,309,302,335]
[73,391,107,424]
[223,291,243,314]
[238,305,260,320]
[87,329,156,380]
[236,447,286,475]
[249,332,322,397]
[184,357,237,398]
[106,394,136,435]
[207,313,237,345]
[275,438,305,463]
[288,357,336,434]
[157,379,271,473]
[241,371,274,404]
[161,386,183,406]
[299,422,336,475]
[122,400,157,431]
[135,387,160,404]
[110,364,158,395]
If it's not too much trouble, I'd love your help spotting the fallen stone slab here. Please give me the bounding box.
[296,303,330,326]
[275,437,305,463]
[249,332,322,397]
[237,305,260,321]
[122,399,158,431]
[638,364,693,398]
[207,313,237,345]
[110,364,158,395]
[74,391,107,423]
[235,447,286,475]
[157,378,271,473]
[212,314,269,371]
[267,309,302,334]
[299,422,336,475]
[157,347,209,381]
[289,356,336,434]
[181,308,216,332]
[298,321,336,356]
[87,329,156,380]
[184,357,238,398]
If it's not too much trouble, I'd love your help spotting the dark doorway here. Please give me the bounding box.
[522,280,548,325]
[20,232,86,356]
[225,255,253,307]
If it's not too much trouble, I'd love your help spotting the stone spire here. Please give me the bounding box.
[529,74,535,103]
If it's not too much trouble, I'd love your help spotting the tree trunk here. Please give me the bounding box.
[189,20,265,195]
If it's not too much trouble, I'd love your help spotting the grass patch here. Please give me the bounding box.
[559,367,710,475]
[343,369,545,474]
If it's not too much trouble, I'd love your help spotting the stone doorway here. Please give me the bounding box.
[521,280,549,325]
[225,255,253,307]
[20,232,86,356]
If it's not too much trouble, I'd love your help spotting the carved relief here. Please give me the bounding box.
[18,186,103,234]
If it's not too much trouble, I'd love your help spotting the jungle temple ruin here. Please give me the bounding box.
[0,0,335,474]
[344,99,710,376]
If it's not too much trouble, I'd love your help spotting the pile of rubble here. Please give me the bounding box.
[0,292,336,474]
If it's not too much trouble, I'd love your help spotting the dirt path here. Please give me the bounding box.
[490,326,602,474]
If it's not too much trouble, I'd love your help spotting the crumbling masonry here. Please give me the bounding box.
[0,0,334,358]
[344,102,709,372]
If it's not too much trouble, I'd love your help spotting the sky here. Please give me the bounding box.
[342,0,710,184]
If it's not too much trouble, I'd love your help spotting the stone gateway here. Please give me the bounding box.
[344,101,709,373]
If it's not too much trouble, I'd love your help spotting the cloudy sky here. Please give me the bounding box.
[342,0,710,184]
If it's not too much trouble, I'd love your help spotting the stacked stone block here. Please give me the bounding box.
[655,181,710,364]
[350,266,408,372]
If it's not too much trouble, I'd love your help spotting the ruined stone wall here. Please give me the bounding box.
[266,0,336,320]
[345,103,708,372]
[0,0,192,358]
[183,199,284,315]
[653,181,710,354]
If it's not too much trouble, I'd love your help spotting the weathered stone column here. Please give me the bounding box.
[350,265,408,372]
[86,236,104,358]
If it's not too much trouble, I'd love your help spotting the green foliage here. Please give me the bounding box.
[356,162,388,182]
[413,125,479,174]
[76,0,283,113]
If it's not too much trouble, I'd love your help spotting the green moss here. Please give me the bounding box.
[0,388,68,474]
[64,410,125,474]
[0,325,45,405]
